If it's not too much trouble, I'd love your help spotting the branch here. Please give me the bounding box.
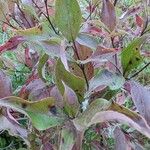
[44,0,59,35]
[72,41,89,90]
[16,3,32,28]
[128,62,150,79]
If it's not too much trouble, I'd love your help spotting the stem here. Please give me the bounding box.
[128,62,150,79]
[11,14,24,29]
[1,21,18,30]
[44,0,59,35]
[0,10,18,30]
[111,37,118,72]
[16,3,32,28]
[72,41,89,90]
[114,0,118,6]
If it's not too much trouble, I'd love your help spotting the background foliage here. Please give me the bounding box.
[0,0,150,149]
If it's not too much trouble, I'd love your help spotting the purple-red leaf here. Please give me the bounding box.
[130,81,150,126]
[114,127,131,150]
[0,36,25,53]
[0,71,12,98]
[101,0,116,31]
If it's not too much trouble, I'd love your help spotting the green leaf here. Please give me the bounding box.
[0,115,29,145]
[121,36,147,77]
[73,99,111,130]
[89,69,125,92]
[73,99,150,138]
[76,33,99,50]
[0,96,65,130]
[59,127,76,150]
[55,0,82,41]
[38,53,49,82]
[55,59,85,103]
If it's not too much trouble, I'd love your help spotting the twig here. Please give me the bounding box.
[128,62,150,79]
[114,0,118,6]
[0,10,18,30]
[1,21,18,30]
[16,3,32,28]
[111,37,118,72]
[72,41,89,90]
[44,0,59,35]
[11,14,24,29]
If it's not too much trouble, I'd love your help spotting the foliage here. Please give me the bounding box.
[0,0,150,149]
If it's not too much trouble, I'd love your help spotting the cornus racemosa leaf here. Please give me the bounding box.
[121,36,147,77]
[89,69,125,93]
[0,70,12,98]
[73,99,150,138]
[76,33,99,50]
[63,83,80,118]
[79,46,118,64]
[0,115,29,146]
[130,81,150,126]
[114,127,132,150]
[59,126,76,150]
[38,53,49,82]
[101,0,116,32]
[55,0,82,41]
[0,96,65,130]
[0,36,25,53]
[55,59,85,103]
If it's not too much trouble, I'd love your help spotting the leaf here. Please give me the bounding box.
[40,37,62,57]
[0,70,12,98]
[0,96,65,130]
[80,46,117,64]
[73,98,111,130]
[15,24,43,36]
[135,14,143,28]
[89,69,125,92]
[0,0,9,22]
[69,62,94,80]
[55,0,82,41]
[73,99,150,138]
[59,126,76,150]
[76,33,99,50]
[21,3,39,21]
[63,84,80,118]
[121,36,146,77]
[0,36,25,53]
[119,6,141,20]
[130,81,150,126]
[114,127,131,150]
[19,78,64,107]
[14,23,50,40]
[38,53,49,82]
[74,42,93,60]
[101,0,116,31]
[55,59,85,103]
[0,115,29,145]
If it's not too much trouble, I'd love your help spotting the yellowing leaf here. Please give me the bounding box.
[0,96,64,130]
[15,24,43,36]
